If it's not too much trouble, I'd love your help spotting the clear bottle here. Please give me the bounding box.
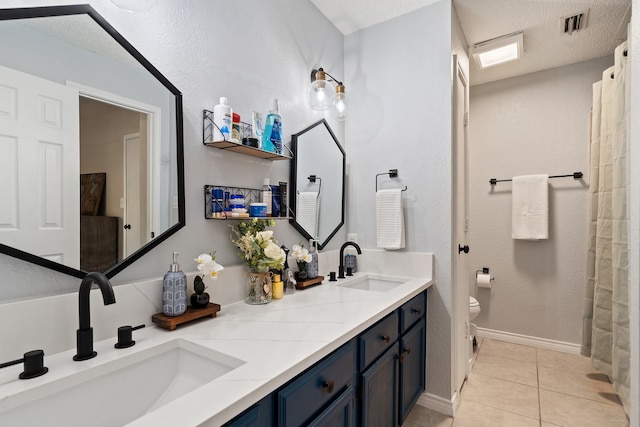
[262,98,282,153]
[306,239,319,279]
[282,245,296,294]
[162,252,187,316]
[213,97,232,142]
[261,178,273,216]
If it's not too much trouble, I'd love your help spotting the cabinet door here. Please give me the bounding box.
[223,394,274,427]
[399,320,426,425]
[308,386,355,427]
[278,340,356,426]
[361,343,399,427]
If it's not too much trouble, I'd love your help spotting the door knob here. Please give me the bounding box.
[458,244,469,254]
[124,224,131,230]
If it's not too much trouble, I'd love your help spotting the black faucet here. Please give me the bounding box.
[338,241,362,279]
[74,272,116,361]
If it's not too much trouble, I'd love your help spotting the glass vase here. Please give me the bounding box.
[245,266,273,304]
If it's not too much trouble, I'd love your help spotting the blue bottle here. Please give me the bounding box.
[162,252,187,316]
[262,98,282,153]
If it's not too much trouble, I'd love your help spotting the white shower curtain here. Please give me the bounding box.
[582,41,630,415]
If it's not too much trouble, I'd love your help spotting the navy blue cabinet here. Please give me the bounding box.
[225,290,427,427]
[361,343,399,426]
[223,394,274,427]
[358,291,427,427]
[399,320,426,424]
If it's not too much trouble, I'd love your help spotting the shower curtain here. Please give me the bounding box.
[582,41,630,415]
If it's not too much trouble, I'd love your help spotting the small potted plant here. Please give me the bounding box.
[292,244,312,281]
[191,252,224,308]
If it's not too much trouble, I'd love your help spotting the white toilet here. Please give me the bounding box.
[469,296,481,349]
[469,296,481,321]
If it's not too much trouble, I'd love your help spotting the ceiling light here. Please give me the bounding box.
[308,68,348,120]
[471,32,523,69]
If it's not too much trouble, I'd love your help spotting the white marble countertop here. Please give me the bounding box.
[0,271,432,426]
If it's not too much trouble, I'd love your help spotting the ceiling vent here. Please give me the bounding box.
[562,10,589,35]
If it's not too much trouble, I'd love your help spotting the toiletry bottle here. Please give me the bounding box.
[279,182,288,217]
[261,178,273,216]
[231,112,241,143]
[262,98,282,153]
[252,111,264,148]
[162,252,187,316]
[272,274,283,299]
[282,245,296,293]
[307,239,319,279]
[213,97,232,142]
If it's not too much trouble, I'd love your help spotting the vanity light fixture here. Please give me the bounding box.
[308,68,347,120]
[471,31,523,69]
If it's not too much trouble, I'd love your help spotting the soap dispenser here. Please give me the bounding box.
[307,239,319,279]
[162,252,187,316]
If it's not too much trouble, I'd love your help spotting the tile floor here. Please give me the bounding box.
[403,338,629,427]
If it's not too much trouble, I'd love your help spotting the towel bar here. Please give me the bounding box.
[489,172,582,186]
[376,169,408,192]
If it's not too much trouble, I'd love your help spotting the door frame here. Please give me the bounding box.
[67,81,161,243]
[451,54,470,407]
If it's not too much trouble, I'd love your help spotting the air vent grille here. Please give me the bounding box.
[562,11,589,35]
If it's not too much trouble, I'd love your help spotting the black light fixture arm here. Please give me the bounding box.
[311,67,343,86]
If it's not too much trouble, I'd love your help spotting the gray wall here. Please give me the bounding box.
[345,0,455,401]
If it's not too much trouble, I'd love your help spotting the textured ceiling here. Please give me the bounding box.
[311,0,631,85]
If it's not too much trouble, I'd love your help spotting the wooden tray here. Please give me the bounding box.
[152,303,221,331]
[295,275,324,290]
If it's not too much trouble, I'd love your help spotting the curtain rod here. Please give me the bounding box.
[489,172,583,186]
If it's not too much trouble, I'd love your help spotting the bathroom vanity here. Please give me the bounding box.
[0,269,432,427]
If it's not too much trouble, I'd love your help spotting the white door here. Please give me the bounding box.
[124,132,143,257]
[452,56,470,395]
[0,65,79,267]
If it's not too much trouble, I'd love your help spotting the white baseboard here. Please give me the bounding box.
[476,327,581,355]
[416,391,456,417]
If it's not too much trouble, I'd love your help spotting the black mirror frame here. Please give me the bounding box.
[289,119,345,250]
[0,4,185,279]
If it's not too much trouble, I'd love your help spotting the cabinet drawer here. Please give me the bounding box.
[359,312,399,370]
[400,292,426,333]
[278,340,356,427]
[308,385,355,427]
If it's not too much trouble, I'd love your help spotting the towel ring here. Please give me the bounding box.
[376,169,408,192]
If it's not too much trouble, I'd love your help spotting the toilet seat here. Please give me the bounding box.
[469,296,479,308]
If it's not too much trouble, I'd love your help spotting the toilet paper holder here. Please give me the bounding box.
[475,267,494,281]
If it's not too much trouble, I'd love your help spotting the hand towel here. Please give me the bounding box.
[297,192,319,239]
[512,174,549,240]
[376,189,405,249]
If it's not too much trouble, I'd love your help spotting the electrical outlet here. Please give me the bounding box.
[347,233,358,243]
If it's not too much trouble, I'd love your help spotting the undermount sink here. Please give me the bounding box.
[0,338,245,427]
[337,274,409,292]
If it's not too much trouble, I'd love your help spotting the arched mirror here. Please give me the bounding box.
[0,5,185,279]
[290,119,345,249]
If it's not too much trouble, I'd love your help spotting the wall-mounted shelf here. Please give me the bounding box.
[204,185,289,220]
[202,110,291,161]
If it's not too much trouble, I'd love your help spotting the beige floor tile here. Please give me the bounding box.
[536,348,596,374]
[541,423,563,427]
[403,404,453,427]
[479,339,537,363]
[538,364,621,406]
[472,353,538,387]
[452,400,539,427]
[540,389,629,427]
[461,373,539,419]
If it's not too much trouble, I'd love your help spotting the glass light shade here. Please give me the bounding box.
[308,71,335,111]
[333,85,347,121]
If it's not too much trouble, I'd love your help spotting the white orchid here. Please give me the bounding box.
[194,252,224,280]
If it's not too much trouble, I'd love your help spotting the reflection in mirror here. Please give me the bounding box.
[290,119,345,249]
[0,5,185,280]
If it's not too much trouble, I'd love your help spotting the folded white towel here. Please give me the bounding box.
[376,189,405,250]
[512,174,549,240]
[297,192,319,239]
